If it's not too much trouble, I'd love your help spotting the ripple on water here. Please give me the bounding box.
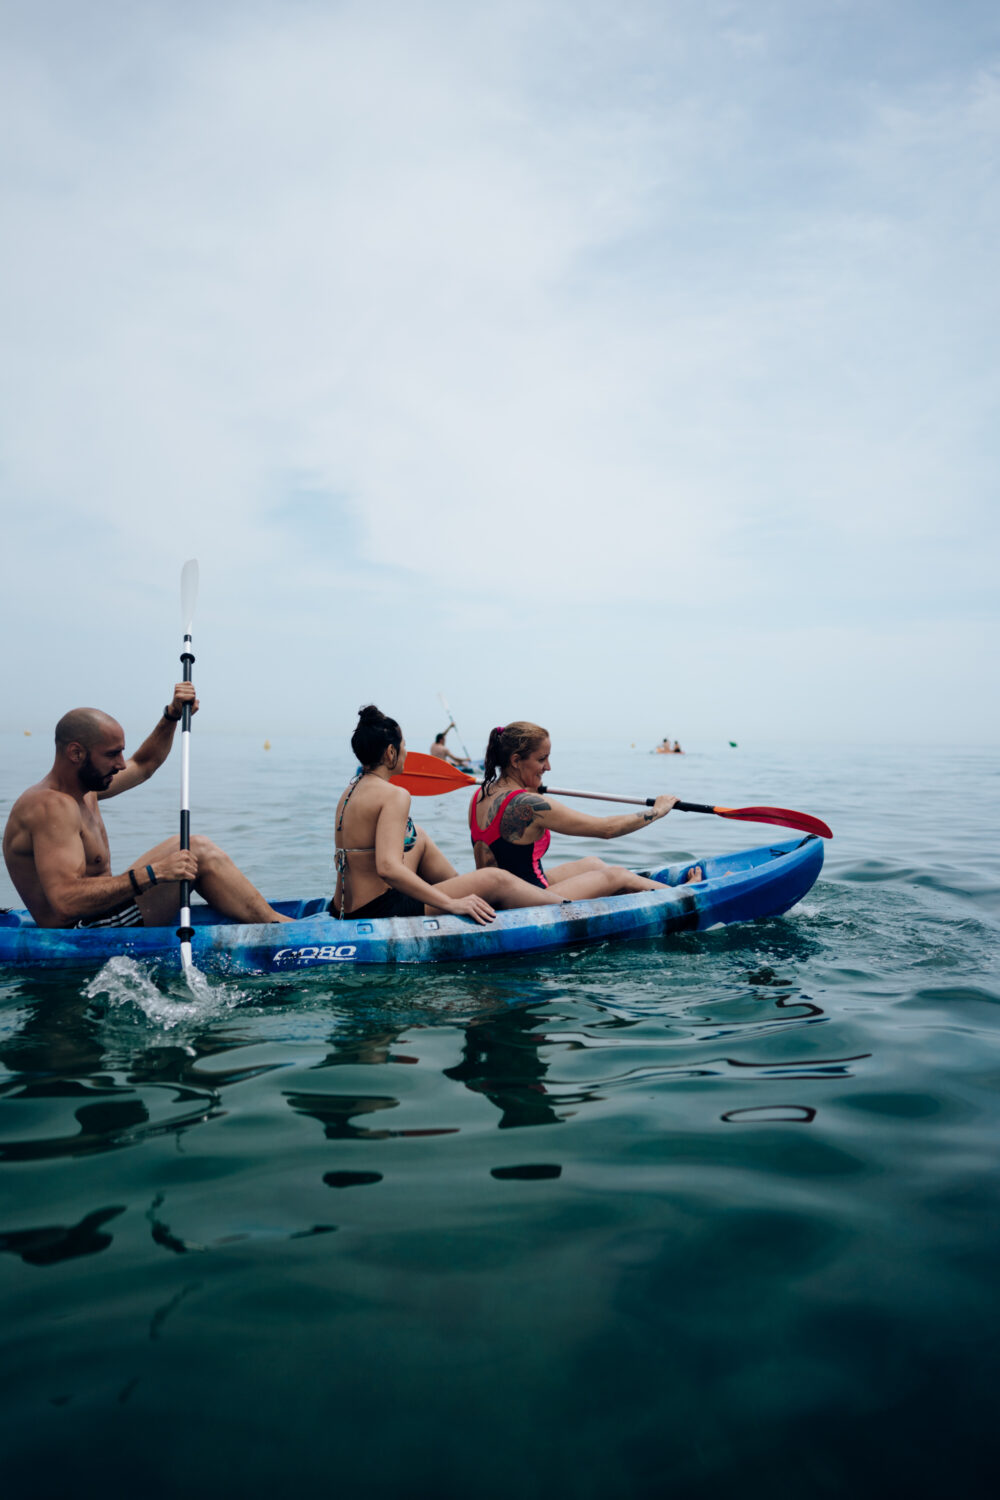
[0,1070,221,1163]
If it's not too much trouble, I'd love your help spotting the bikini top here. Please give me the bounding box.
[469,789,551,887]
[335,775,417,917]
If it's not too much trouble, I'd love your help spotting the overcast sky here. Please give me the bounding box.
[2,0,997,753]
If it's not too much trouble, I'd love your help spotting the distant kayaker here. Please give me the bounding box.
[470,723,701,896]
[430,726,470,768]
[333,706,573,924]
[2,684,291,930]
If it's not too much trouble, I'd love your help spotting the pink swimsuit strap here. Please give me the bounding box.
[469,789,552,869]
[469,789,529,845]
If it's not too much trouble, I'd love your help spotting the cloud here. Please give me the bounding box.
[1,0,997,740]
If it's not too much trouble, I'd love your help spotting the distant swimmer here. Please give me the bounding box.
[470,723,702,895]
[430,725,471,768]
[333,706,577,924]
[3,684,291,929]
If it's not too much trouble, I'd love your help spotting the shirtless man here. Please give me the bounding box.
[3,683,290,929]
[429,725,469,767]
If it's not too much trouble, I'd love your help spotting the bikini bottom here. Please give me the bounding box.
[331,887,426,920]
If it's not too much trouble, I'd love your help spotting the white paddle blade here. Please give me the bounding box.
[180,559,200,634]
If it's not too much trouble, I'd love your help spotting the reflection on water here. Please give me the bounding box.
[324,1170,383,1189]
[0,941,862,1173]
[445,1008,563,1129]
[0,1205,124,1266]
[286,1089,409,1140]
[491,1163,562,1180]
[146,1192,337,1254]
[0,1076,218,1162]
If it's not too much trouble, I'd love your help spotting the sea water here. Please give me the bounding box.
[0,734,997,1499]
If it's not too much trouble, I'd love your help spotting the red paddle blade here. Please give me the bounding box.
[712,805,833,839]
[391,750,477,797]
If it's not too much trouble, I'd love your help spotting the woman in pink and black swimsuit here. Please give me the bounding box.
[470,722,693,899]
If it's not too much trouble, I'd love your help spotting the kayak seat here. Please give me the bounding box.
[296,897,329,919]
[271,897,329,920]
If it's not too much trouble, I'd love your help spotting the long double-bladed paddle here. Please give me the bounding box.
[177,559,199,973]
[391,751,833,839]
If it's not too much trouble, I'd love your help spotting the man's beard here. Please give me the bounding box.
[78,753,115,793]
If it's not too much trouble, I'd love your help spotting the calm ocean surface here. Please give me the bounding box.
[1,733,998,1498]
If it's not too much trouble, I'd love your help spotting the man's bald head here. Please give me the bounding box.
[55,709,121,751]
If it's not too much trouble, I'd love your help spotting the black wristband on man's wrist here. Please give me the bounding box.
[163,705,182,722]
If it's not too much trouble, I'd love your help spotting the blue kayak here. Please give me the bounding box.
[0,837,822,974]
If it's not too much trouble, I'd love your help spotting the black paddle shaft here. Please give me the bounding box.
[637,799,716,813]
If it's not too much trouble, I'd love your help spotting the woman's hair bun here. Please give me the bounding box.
[351,704,403,769]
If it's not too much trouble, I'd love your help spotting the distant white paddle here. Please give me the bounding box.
[178,559,199,976]
[437,691,473,764]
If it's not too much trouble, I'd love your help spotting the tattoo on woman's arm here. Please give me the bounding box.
[500,794,550,840]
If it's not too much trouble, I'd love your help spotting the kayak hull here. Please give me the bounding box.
[0,837,823,974]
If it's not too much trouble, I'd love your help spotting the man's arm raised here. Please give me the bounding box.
[99,683,198,800]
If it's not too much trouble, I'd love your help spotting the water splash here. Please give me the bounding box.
[84,955,249,1030]
[178,961,221,1006]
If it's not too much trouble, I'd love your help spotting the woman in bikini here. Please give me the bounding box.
[332,706,576,924]
[470,722,699,897]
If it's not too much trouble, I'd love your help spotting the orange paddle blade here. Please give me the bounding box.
[391,750,477,797]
